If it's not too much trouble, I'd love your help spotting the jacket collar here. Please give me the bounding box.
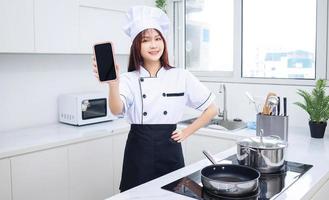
[139,66,164,78]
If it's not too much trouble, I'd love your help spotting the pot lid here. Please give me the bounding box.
[237,136,287,149]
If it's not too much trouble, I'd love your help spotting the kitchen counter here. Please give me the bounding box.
[0,116,252,159]
[1,118,329,200]
[105,127,329,200]
[0,119,130,159]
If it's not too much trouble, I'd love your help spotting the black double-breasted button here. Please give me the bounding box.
[143,112,147,116]
[163,111,168,115]
[142,94,146,98]
[140,78,144,82]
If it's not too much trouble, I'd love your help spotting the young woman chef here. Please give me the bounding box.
[92,6,218,192]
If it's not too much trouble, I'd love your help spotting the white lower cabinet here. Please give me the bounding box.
[0,159,11,200]
[9,132,126,200]
[11,147,69,200]
[311,178,329,200]
[184,133,236,165]
[68,137,114,200]
[112,132,129,194]
[7,130,236,200]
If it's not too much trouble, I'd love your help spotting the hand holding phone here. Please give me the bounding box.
[93,42,117,82]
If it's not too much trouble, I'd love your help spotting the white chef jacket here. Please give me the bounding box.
[119,66,215,124]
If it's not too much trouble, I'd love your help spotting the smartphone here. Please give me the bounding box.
[93,42,116,81]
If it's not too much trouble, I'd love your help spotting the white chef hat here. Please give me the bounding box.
[123,6,170,41]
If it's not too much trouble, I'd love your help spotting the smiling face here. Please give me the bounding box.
[140,29,164,64]
[127,28,171,72]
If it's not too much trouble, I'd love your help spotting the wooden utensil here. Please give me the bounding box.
[262,92,277,115]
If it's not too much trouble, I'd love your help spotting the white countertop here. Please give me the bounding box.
[0,114,195,159]
[0,120,254,160]
[0,119,130,159]
[105,127,329,200]
[1,118,329,200]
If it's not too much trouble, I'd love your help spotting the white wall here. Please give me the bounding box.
[0,52,313,132]
[0,54,128,132]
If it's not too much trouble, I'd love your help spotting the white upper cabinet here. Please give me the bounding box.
[78,0,153,54]
[79,6,131,54]
[0,0,154,54]
[79,0,154,11]
[79,7,130,54]
[0,0,34,53]
[34,0,79,53]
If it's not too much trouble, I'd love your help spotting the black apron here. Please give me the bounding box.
[119,124,185,192]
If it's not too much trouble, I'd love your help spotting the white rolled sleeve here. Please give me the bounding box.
[185,70,215,111]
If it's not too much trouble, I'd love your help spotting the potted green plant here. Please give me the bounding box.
[294,79,329,138]
[155,0,167,13]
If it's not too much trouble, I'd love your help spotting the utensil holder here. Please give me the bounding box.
[256,114,289,142]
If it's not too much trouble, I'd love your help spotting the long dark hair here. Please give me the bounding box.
[128,29,172,72]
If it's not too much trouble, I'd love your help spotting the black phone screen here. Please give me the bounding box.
[94,43,116,81]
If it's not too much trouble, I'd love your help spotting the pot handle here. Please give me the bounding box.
[238,146,258,161]
[268,135,282,140]
[237,148,249,161]
[249,147,258,152]
[268,135,288,147]
[243,146,258,152]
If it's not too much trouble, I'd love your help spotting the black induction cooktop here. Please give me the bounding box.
[161,155,312,200]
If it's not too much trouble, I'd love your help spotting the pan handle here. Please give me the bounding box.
[202,150,217,165]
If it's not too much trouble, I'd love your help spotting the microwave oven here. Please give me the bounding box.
[58,92,117,126]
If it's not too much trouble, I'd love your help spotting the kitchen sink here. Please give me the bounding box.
[180,118,247,131]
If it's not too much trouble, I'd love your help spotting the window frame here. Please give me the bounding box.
[171,0,328,86]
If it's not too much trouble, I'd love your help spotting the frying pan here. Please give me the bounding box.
[201,151,260,197]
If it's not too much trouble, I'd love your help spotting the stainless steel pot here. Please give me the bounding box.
[236,133,287,173]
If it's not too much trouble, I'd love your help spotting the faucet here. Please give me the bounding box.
[218,83,227,121]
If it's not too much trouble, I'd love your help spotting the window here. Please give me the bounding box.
[173,0,327,84]
[242,0,316,79]
[185,0,233,72]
